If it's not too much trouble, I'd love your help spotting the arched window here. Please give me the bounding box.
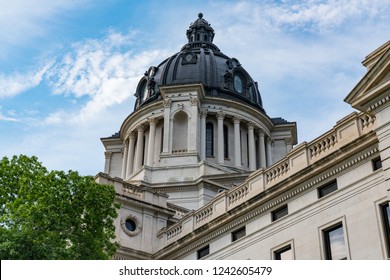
[172,111,188,152]
[206,122,214,156]
[224,125,229,158]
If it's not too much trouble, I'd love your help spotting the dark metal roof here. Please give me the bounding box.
[133,13,265,114]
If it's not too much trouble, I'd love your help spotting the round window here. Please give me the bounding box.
[234,75,243,93]
[121,215,141,236]
[125,219,136,232]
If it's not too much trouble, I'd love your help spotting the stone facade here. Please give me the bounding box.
[97,15,390,260]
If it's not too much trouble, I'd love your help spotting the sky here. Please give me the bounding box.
[0,0,389,176]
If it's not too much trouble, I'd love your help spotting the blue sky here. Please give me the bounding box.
[1,0,389,175]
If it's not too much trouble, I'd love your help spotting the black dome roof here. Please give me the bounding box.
[134,13,264,113]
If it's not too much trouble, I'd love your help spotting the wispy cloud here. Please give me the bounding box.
[0,64,51,99]
[45,30,171,123]
[263,0,385,32]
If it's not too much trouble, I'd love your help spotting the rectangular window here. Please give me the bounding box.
[318,180,338,198]
[197,245,209,259]
[372,157,382,171]
[380,203,390,258]
[272,205,288,222]
[274,245,293,260]
[232,227,246,242]
[323,223,347,260]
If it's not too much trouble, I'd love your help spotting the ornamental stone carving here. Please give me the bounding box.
[104,151,113,159]
[190,97,199,106]
[148,117,157,126]
[163,99,172,108]
[233,117,241,124]
[216,111,225,120]
[137,124,146,133]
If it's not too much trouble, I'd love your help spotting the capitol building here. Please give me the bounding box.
[95,14,390,260]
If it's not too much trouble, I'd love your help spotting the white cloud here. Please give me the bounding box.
[0,63,51,99]
[262,0,384,32]
[45,30,171,123]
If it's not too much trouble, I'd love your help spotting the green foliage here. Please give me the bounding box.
[0,155,119,259]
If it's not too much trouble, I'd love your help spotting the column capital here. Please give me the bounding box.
[267,137,274,145]
[148,117,157,126]
[200,109,208,119]
[247,122,255,130]
[163,98,172,108]
[128,131,136,139]
[258,128,266,137]
[104,151,113,159]
[233,117,241,124]
[137,124,146,133]
[216,111,225,120]
[285,137,294,145]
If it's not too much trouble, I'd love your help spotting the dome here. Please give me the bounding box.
[134,13,264,113]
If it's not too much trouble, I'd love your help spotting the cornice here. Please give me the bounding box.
[154,137,379,259]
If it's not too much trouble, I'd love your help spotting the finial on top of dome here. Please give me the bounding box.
[198,12,203,19]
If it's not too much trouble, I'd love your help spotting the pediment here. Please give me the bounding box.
[345,42,390,114]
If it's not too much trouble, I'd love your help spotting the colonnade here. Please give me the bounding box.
[120,110,275,179]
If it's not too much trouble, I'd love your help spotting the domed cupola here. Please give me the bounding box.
[133,13,265,113]
[184,13,219,52]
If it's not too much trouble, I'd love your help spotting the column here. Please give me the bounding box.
[104,151,112,174]
[189,97,199,152]
[233,117,241,168]
[126,132,136,177]
[121,139,129,178]
[248,122,256,171]
[162,99,171,153]
[266,136,273,166]
[285,137,293,153]
[135,124,145,171]
[258,129,266,168]
[147,118,157,166]
[216,111,225,165]
[200,110,207,161]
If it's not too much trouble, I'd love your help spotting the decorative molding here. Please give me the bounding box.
[104,151,113,159]
[233,117,241,124]
[163,99,172,108]
[200,110,208,119]
[367,93,390,113]
[285,137,293,145]
[247,122,254,130]
[190,97,199,106]
[120,214,142,237]
[137,124,146,133]
[216,111,225,120]
[128,131,136,139]
[148,117,157,126]
[161,145,379,259]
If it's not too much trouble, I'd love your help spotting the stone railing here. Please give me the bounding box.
[308,133,337,158]
[158,112,377,245]
[265,160,289,183]
[195,205,213,225]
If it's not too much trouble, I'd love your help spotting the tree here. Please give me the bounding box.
[0,155,119,259]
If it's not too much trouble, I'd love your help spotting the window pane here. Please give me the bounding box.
[206,123,213,156]
[324,224,347,260]
[232,227,246,242]
[318,180,338,198]
[197,245,209,259]
[272,205,288,221]
[274,245,292,260]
